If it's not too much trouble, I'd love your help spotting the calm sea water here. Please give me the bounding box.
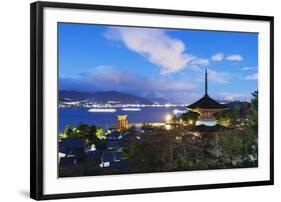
[59,107,185,132]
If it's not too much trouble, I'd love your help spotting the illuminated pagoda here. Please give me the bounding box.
[186,69,227,127]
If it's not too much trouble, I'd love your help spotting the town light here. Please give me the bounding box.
[165,114,172,122]
[165,124,172,130]
[192,132,200,137]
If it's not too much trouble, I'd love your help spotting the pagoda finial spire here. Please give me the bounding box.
[205,69,208,95]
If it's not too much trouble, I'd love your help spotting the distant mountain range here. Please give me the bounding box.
[59,90,167,105]
[224,100,251,109]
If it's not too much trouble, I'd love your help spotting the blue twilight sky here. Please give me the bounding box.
[58,23,258,104]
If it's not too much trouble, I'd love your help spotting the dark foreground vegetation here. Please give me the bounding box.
[58,91,258,177]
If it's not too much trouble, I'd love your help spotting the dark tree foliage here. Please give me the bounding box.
[215,106,240,126]
[248,90,258,132]
[126,126,257,173]
[126,91,258,173]
[61,123,105,146]
[180,111,199,124]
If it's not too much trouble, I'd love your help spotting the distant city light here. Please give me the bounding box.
[164,104,171,108]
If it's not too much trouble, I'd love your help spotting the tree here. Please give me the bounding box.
[241,90,258,166]
[215,106,240,126]
[215,110,231,126]
[64,124,77,138]
[180,111,199,125]
[95,128,106,140]
[248,90,258,132]
[76,124,90,141]
[88,125,98,144]
[126,122,259,173]
[230,106,240,124]
[58,133,67,139]
[61,124,107,145]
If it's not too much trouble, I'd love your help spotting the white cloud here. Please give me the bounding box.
[211,53,224,62]
[207,69,231,83]
[190,57,209,66]
[242,66,256,71]
[226,54,243,61]
[105,27,209,74]
[219,92,245,101]
[244,73,258,80]
[80,65,195,92]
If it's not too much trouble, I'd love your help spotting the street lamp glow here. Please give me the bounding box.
[165,114,172,122]
[165,124,171,130]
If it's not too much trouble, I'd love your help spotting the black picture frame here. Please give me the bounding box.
[30,1,274,200]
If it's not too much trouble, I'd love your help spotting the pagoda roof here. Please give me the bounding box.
[186,93,227,110]
[186,69,228,110]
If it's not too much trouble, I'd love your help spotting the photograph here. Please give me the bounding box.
[58,23,259,177]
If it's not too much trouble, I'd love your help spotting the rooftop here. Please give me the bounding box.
[187,93,227,110]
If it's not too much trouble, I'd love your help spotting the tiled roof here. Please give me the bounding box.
[186,94,227,110]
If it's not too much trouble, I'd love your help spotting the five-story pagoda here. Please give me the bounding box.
[186,69,227,126]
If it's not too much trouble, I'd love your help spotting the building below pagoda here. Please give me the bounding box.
[186,69,228,127]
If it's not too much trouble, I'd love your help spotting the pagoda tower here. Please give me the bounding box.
[186,69,227,126]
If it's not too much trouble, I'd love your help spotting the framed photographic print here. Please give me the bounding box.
[30,1,274,200]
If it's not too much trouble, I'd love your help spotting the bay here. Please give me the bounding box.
[59,106,185,132]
